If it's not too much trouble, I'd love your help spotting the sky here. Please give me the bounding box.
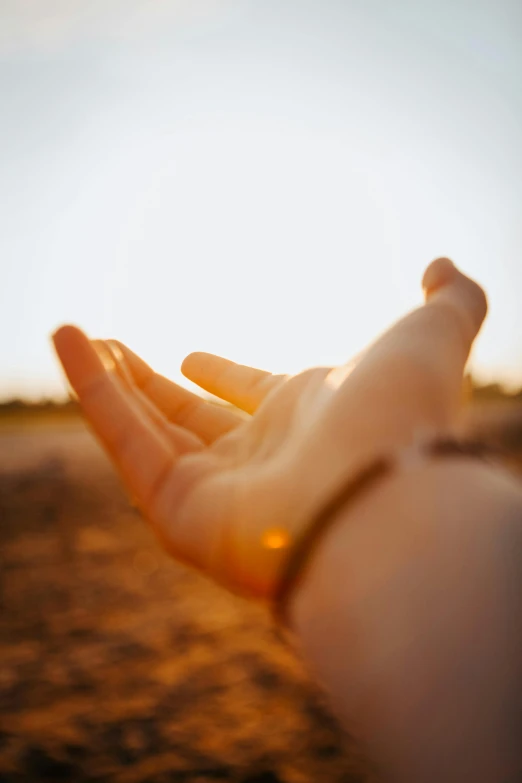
[1,0,521,400]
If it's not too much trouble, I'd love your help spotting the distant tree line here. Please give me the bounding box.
[465,376,522,404]
[0,377,521,415]
[0,397,80,415]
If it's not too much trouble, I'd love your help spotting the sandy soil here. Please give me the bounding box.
[0,421,368,783]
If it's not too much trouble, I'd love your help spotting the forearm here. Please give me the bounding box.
[290,459,522,782]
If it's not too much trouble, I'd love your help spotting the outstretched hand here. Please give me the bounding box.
[52,258,487,598]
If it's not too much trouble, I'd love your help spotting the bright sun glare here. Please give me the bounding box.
[1,0,521,399]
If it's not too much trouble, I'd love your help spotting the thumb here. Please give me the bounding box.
[303,257,488,472]
[422,256,488,347]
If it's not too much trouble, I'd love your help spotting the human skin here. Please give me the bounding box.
[291,459,522,782]
[52,257,522,780]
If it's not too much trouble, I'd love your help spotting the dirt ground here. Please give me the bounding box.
[1,403,521,783]
[0,419,369,783]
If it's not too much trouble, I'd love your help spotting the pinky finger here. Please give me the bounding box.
[52,326,180,512]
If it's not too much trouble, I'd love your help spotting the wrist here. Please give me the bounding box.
[289,458,522,782]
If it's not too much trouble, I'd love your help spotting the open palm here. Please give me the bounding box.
[53,258,487,598]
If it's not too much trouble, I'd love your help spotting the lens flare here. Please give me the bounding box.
[262,528,291,550]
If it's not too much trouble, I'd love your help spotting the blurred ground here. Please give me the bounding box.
[1,402,521,783]
[0,417,369,783]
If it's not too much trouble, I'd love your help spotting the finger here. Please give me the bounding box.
[357,257,486,416]
[287,259,489,529]
[52,326,180,511]
[334,257,487,444]
[422,256,488,340]
[181,352,284,414]
[415,256,488,414]
[108,341,242,444]
[92,340,204,456]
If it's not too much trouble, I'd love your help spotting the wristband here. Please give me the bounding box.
[273,437,495,627]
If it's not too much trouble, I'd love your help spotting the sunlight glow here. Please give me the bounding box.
[262,529,291,551]
[1,1,521,399]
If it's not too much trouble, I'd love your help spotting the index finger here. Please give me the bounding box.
[181,352,284,414]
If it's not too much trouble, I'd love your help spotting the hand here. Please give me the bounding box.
[52,258,487,598]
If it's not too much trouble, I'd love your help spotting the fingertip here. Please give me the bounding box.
[422,257,457,295]
[52,326,109,391]
[52,325,90,356]
[52,323,82,342]
[181,351,208,379]
[422,257,488,339]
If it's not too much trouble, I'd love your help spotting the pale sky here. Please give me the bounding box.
[1,0,521,400]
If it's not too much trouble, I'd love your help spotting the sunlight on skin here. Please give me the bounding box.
[94,342,118,373]
[103,340,243,443]
[262,528,292,551]
[180,352,285,416]
[52,259,488,598]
